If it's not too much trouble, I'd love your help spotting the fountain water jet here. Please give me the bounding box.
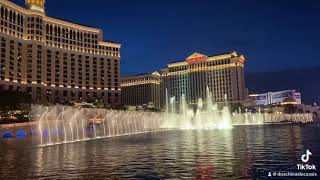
[45,109,52,144]
[32,89,314,147]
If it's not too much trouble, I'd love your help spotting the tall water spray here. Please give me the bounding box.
[33,89,314,147]
[161,86,233,130]
[34,106,169,146]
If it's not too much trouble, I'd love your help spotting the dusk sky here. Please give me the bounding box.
[13,0,320,75]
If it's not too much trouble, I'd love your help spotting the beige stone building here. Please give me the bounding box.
[0,0,121,106]
[121,72,161,108]
[161,51,248,107]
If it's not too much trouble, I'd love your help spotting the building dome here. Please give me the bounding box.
[26,0,45,13]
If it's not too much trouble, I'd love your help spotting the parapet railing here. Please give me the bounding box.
[0,122,37,129]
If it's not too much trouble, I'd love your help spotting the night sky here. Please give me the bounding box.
[12,0,320,75]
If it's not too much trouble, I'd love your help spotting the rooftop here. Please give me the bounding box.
[121,71,161,79]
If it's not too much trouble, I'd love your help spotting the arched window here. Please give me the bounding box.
[9,10,12,22]
[62,28,65,38]
[13,12,16,23]
[54,26,57,36]
[50,25,53,35]
[70,30,73,39]
[46,24,49,33]
[0,7,4,18]
[21,15,24,26]
[17,14,20,25]
[5,8,8,20]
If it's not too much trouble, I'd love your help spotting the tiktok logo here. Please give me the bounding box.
[301,149,312,163]
[297,149,316,170]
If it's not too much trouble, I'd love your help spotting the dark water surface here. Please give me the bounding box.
[0,124,320,179]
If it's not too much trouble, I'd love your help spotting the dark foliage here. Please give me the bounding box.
[0,90,31,111]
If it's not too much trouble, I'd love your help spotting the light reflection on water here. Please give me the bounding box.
[0,124,320,179]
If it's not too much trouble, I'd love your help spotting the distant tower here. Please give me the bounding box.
[26,0,46,13]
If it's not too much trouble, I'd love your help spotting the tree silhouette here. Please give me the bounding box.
[0,90,31,111]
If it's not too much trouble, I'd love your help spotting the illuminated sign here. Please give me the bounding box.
[238,56,245,63]
[186,56,207,64]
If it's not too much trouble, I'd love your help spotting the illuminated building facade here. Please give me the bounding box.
[249,90,302,106]
[161,52,248,106]
[121,72,161,108]
[0,0,121,106]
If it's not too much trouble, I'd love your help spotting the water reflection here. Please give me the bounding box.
[0,124,319,179]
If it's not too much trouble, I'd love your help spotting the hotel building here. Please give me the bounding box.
[121,72,161,108]
[161,52,248,107]
[249,90,302,106]
[0,0,121,106]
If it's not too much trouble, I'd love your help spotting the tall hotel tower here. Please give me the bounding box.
[0,0,121,106]
[161,52,248,107]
